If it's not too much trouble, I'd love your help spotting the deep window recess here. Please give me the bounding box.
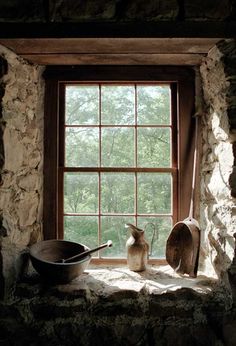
[43,66,195,265]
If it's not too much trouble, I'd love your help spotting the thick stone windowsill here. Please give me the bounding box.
[1,265,233,345]
[15,264,226,302]
[55,265,217,297]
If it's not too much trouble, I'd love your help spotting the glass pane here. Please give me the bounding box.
[137,128,170,167]
[101,216,135,257]
[101,173,135,214]
[101,85,135,125]
[101,128,134,167]
[64,173,98,213]
[137,173,171,214]
[65,85,99,125]
[137,217,172,258]
[65,127,99,167]
[137,85,170,125]
[64,216,98,252]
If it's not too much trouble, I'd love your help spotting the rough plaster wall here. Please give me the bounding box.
[0,45,44,294]
[200,40,236,279]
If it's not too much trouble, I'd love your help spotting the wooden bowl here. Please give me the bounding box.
[29,240,91,284]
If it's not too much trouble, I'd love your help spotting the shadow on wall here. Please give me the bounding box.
[199,39,236,290]
[229,142,236,198]
[0,56,8,299]
[202,166,236,281]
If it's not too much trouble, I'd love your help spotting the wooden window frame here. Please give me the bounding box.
[43,66,195,265]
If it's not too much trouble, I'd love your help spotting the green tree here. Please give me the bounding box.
[64,84,172,258]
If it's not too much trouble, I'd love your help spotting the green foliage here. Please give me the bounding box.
[66,128,99,167]
[101,173,134,213]
[137,85,170,125]
[101,85,134,125]
[137,173,171,214]
[64,173,98,213]
[138,217,172,258]
[63,84,173,258]
[137,128,170,167]
[101,216,134,257]
[66,85,99,125]
[64,216,98,251]
[102,127,134,167]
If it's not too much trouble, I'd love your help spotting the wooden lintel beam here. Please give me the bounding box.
[21,53,204,66]
[0,38,220,55]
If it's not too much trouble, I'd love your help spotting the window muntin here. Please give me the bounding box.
[60,83,177,261]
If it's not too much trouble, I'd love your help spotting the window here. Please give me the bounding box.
[43,66,195,265]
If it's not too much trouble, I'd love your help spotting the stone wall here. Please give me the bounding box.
[0,0,233,22]
[0,45,44,297]
[199,39,236,280]
[0,31,236,345]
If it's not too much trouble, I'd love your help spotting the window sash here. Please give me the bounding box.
[58,82,177,260]
[43,66,195,266]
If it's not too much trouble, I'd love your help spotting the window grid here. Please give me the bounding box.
[60,82,177,261]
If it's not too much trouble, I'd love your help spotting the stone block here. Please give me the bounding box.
[91,300,144,317]
[149,301,194,318]
[89,324,118,346]
[47,0,178,22]
[16,192,39,227]
[116,322,148,345]
[50,285,88,301]
[0,303,20,319]
[99,288,140,301]
[185,0,231,20]
[50,0,116,22]
[0,0,45,22]
[222,310,236,346]
[162,324,221,346]
[3,128,24,172]
[121,0,178,20]
[14,281,42,299]
[30,302,87,320]
[17,171,39,192]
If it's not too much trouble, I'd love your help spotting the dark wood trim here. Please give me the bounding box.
[178,78,195,221]
[0,37,219,66]
[43,79,59,239]
[60,167,176,173]
[43,66,195,245]
[28,53,203,66]
[90,258,167,265]
[58,84,65,239]
[0,38,220,54]
[16,53,204,66]
[44,65,194,81]
[0,22,235,38]
[171,83,178,224]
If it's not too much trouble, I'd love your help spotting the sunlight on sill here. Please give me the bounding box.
[60,265,217,296]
